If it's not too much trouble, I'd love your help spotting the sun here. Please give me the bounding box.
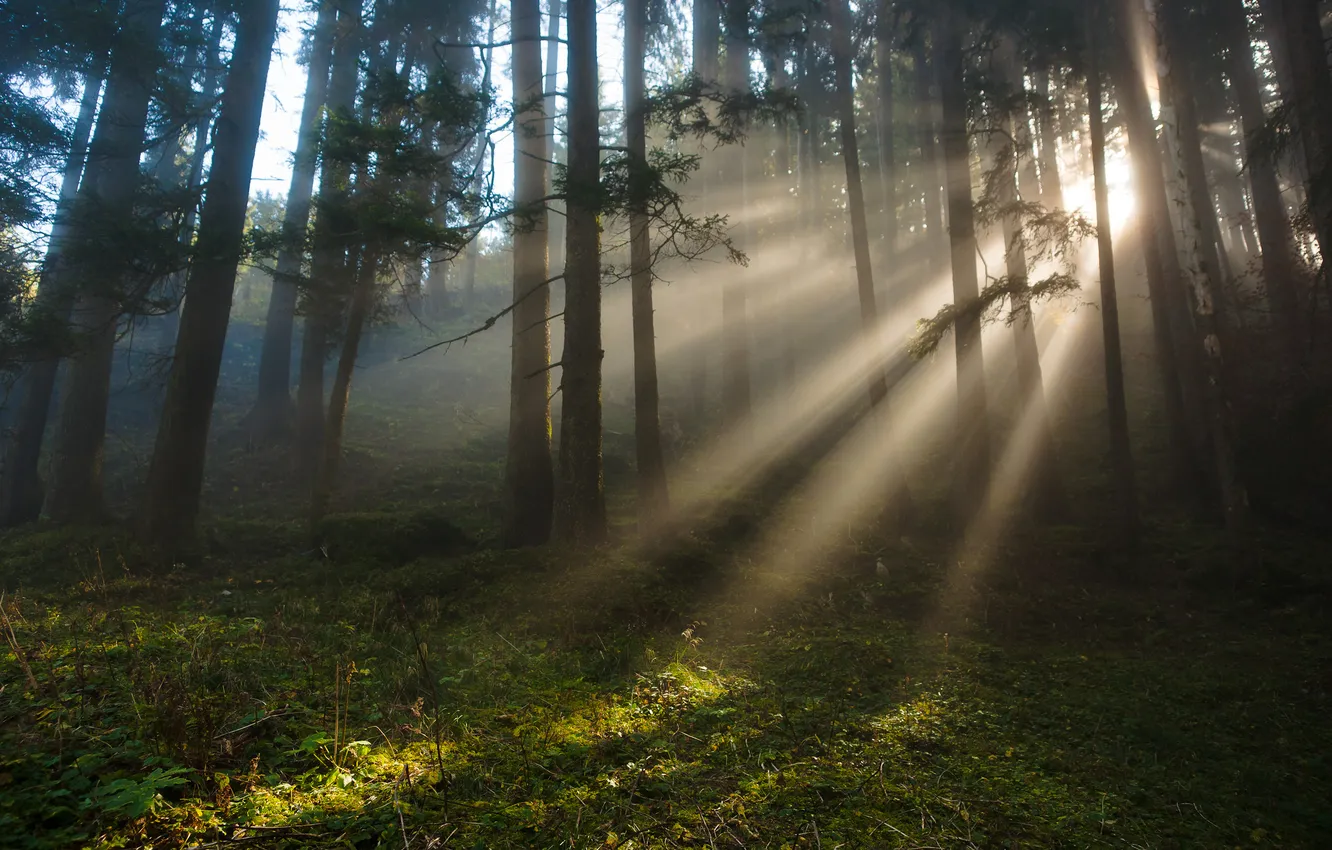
[1060,148,1138,233]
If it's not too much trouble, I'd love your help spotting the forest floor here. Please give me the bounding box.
[3,325,1332,848]
[2,504,1330,849]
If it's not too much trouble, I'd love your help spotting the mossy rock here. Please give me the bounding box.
[316,509,474,565]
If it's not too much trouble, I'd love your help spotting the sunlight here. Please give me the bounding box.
[1060,149,1138,234]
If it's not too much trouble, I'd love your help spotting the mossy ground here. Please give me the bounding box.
[2,512,1329,849]
[4,323,1330,848]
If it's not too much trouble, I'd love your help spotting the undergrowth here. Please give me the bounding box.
[1,521,1329,849]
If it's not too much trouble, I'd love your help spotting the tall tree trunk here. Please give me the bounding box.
[625,0,669,526]
[1087,6,1138,541]
[0,59,106,526]
[544,0,565,277]
[831,0,911,520]
[310,249,378,531]
[555,0,606,544]
[462,0,499,311]
[1156,0,1249,531]
[250,0,338,439]
[875,0,897,261]
[688,0,720,427]
[997,42,1066,521]
[141,0,281,551]
[296,7,362,482]
[503,0,555,545]
[936,13,990,527]
[1112,26,1210,506]
[1221,0,1304,359]
[44,0,168,524]
[721,0,752,431]
[1033,69,1065,210]
[1274,0,1332,284]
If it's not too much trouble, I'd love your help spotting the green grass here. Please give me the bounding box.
[1,519,1329,849]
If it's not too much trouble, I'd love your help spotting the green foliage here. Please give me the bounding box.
[909,272,1081,358]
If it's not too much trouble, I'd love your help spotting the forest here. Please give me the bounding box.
[1,0,1331,845]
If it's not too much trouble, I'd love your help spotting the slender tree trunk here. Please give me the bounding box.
[503,0,555,545]
[831,0,911,520]
[1112,27,1210,505]
[555,0,606,544]
[1221,0,1304,359]
[141,0,281,551]
[310,249,378,531]
[0,59,105,526]
[771,59,797,387]
[998,42,1066,521]
[721,0,752,432]
[625,0,669,526]
[250,0,338,439]
[45,0,168,524]
[462,0,499,311]
[1087,7,1138,541]
[875,0,897,261]
[296,7,362,482]
[1033,69,1065,210]
[687,0,719,427]
[937,13,990,527]
[544,0,565,276]
[1157,1,1249,532]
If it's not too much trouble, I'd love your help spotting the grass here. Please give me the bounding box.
[1,515,1329,849]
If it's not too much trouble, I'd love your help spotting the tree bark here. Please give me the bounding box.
[721,0,752,432]
[544,0,565,276]
[1221,0,1304,360]
[875,0,897,261]
[1033,69,1066,210]
[309,249,378,531]
[1156,0,1249,532]
[1087,7,1138,542]
[44,0,168,524]
[503,0,555,546]
[555,0,606,544]
[997,41,1066,521]
[687,0,720,427]
[1273,0,1332,286]
[1112,24,1210,506]
[141,0,281,551]
[250,0,338,440]
[625,0,669,527]
[0,58,105,526]
[296,6,363,482]
[937,13,990,527]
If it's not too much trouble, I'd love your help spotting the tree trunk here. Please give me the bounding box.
[555,0,606,544]
[936,13,990,527]
[0,59,105,526]
[1221,0,1304,359]
[875,0,897,261]
[44,0,168,524]
[1156,0,1249,532]
[997,41,1066,521]
[625,0,669,526]
[1274,0,1332,285]
[250,0,338,440]
[1112,25,1210,506]
[687,0,720,428]
[831,0,911,521]
[141,0,281,551]
[544,0,565,277]
[1033,69,1065,210]
[1087,7,1138,542]
[296,7,363,482]
[310,249,378,532]
[721,0,752,432]
[503,0,555,546]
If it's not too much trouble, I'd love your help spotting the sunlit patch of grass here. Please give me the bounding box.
[2,525,1330,848]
